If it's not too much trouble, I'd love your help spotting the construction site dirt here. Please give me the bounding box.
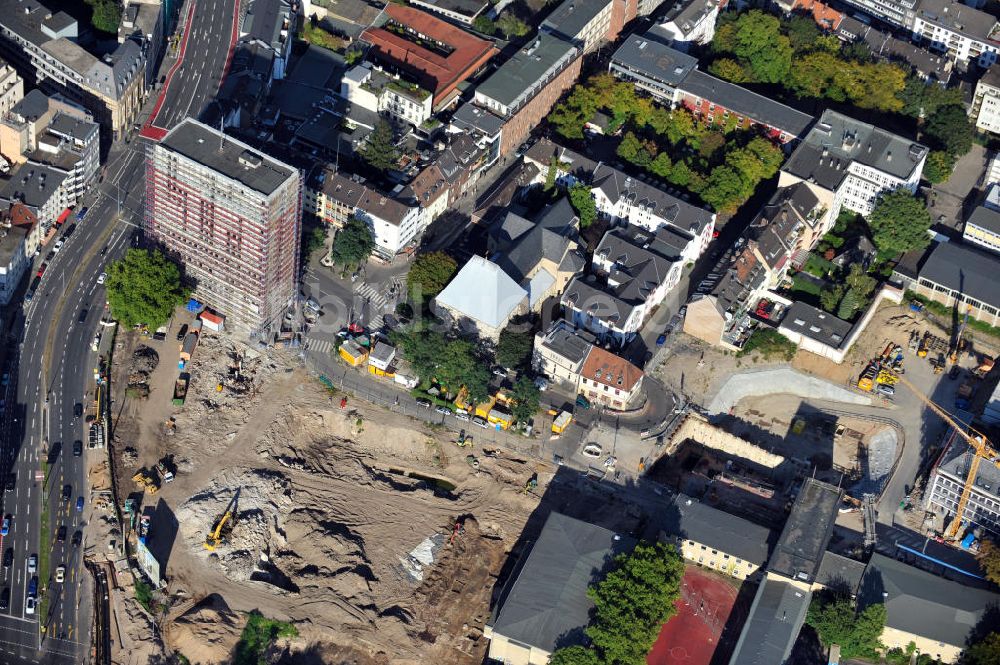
[102,321,621,664]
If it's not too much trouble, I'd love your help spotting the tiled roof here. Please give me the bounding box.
[580,345,643,392]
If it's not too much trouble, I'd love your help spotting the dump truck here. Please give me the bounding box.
[974,355,995,378]
[156,461,174,483]
[857,365,878,392]
[172,373,189,406]
[552,411,572,434]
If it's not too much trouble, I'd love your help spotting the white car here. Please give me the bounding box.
[27,554,36,575]
[97,272,106,285]
[582,443,602,458]
[55,565,65,583]
[53,239,64,253]
[25,597,35,615]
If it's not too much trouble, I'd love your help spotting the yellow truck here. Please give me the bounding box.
[552,411,572,434]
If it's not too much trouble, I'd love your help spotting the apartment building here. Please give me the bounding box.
[0,222,28,304]
[145,119,302,335]
[0,161,69,234]
[927,416,1000,536]
[541,0,615,53]
[780,109,927,224]
[590,163,716,260]
[341,63,433,128]
[533,319,595,385]
[910,0,1000,69]
[241,0,297,82]
[30,112,99,200]
[362,4,496,111]
[473,33,582,157]
[608,34,814,143]
[0,0,146,141]
[653,0,720,50]
[0,58,21,118]
[963,202,1000,253]
[972,65,1000,135]
[119,0,165,87]
[667,494,773,580]
[907,240,1000,327]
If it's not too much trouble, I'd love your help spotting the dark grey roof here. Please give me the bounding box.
[489,512,634,652]
[660,0,720,38]
[680,70,814,138]
[592,164,714,235]
[668,494,773,565]
[538,197,579,232]
[728,576,812,665]
[524,139,598,181]
[437,133,483,184]
[815,551,866,597]
[749,191,813,271]
[47,112,98,142]
[475,33,578,111]
[452,102,504,137]
[967,205,1000,236]
[243,0,293,53]
[611,223,693,262]
[160,119,297,196]
[594,226,678,303]
[0,223,29,266]
[542,0,614,44]
[537,319,595,365]
[860,553,1000,647]
[10,89,50,121]
[610,34,698,87]
[768,478,842,582]
[915,0,998,42]
[496,225,576,282]
[783,109,927,190]
[919,241,1000,310]
[0,163,66,208]
[562,277,636,326]
[840,20,952,83]
[780,302,853,349]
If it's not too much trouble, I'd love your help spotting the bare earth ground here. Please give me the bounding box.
[106,327,546,665]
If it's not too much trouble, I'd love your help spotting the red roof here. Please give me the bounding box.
[200,311,224,324]
[361,5,496,104]
[9,203,37,229]
[581,347,644,393]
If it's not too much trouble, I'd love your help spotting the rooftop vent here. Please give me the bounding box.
[239,150,263,168]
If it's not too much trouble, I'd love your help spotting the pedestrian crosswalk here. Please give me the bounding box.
[305,337,333,354]
[355,282,389,331]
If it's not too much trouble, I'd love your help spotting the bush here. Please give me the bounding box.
[737,328,797,360]
[233,612,298,665]
[134,579,154,613]
[907,291,1000,341]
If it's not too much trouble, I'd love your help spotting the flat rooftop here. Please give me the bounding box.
[768,477,842,582]
[159,119,297,196]
[475,32,578,110]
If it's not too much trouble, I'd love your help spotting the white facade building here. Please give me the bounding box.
[653,0,719,50]
[341,64,433,128]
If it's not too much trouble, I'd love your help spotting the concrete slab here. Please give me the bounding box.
[706,368,872,414]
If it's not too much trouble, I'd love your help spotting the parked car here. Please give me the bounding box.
[575,394,591,409]
[27,554,36,575]
[656,334,667,346]
[35,263,46,278]
[2,548,12,567]
[0,587,9,610]
[71,531,82,546]
[176,324,188,341]
[5,473,13,492]
[582,443,602,458]
[1,516,10,536]
[62,484,71,501]
[454,412,469,422]
[416,398,432,408]
[876,384,895,396]
[435,406,450,416]
[24,596,35,615]
[56,526,66,542]
[472,416,489,429]
[53,239,64,253]
[75,206,88,221]
[534,377,549,391]
[97,272,106,285]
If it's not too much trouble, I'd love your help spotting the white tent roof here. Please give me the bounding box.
[435,255,527,329]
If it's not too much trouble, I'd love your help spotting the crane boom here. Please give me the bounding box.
[894,373,999,538]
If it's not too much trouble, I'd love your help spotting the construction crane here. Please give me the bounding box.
[204,488,240,552]
[950,305,972,364]
[894,373,1000,540]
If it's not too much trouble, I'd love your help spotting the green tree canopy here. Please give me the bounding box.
[923,149,956,184]
[568,184,597,228]
[473,15,496,35]
[925,104,974,156]
[820,284,846,313]
[976,539,1000,585]
[965,631,1000,665]
[496,328,534,369]
[713,11,792,83]
[392,328,491,401]
[549,646,600,665]
[867,190,932,255]
[360,119,400,173]
[806,592,886,659]
[301,223,326,259]
[106,249,188,330]
[585,542,685,665]
[406,251,457,300]
[845,262,877,299]
[330,217,375,267]
[496,12,529,37]
[510,376,541,425]
[708,57,749,83]
[87,0,121,34]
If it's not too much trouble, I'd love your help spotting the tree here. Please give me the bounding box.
[407,251,457,301]
[701,166,750,213]
[585,542,685,665]
[923,149,956,184]
[867,190,932,255]
[510,376,541,425]
[649,152,672,179]
[544,157,559,192]
[976,539,1000,585]
[568,184,597,229]
[784,14,821,52]
[345,47,364,65]
[301,224,326,259]
[496,328,534,369]
[837,288,865,320]
[845,262,877,299]
[965,631,1000,665]
[820,284,845,313]
[473,15,496,34]
[548,646,600,665]
[392,328,491,401]
[360,119,400,173]
[87,0,121,34]
[708,57,749,83]
[925,104,974,156]
[330,217,375,267]
[714,11,792,84]
[899,77,964,118]
[105,249,188,330]
[806,592,886,658]
[496,12,529,38]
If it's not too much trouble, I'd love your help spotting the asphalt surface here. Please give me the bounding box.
[0,0,240,659]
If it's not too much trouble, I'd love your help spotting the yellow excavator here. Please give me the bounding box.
[204,489,240,552]
[894,374,1000,540]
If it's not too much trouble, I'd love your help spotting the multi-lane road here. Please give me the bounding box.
[0,0,239,660]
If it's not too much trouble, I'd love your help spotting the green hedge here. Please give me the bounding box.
[906,291,1000,341]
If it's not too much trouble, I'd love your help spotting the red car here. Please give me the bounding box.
[36,263,46,278]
